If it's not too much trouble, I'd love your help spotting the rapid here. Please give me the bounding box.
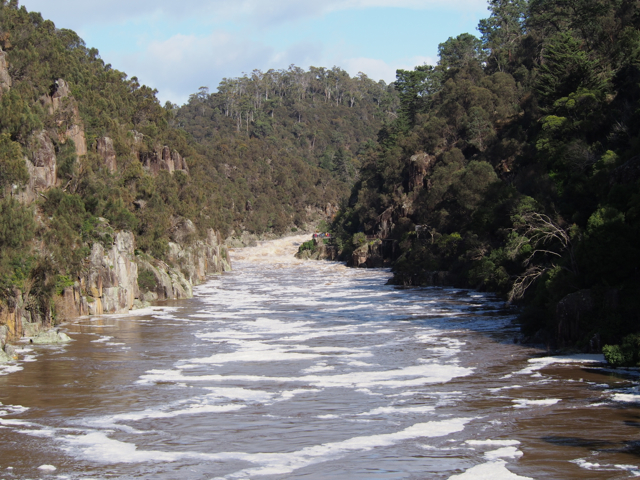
[0,235,639,479]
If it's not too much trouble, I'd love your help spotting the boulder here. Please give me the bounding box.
[30,329,72,345]
[0,349,10,364]
[3,343,17,360]
[170,217,197,244]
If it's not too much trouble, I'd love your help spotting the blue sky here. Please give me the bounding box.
[19,0,490,106]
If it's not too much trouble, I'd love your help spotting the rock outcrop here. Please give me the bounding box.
[0,47,11,96]
[96,136,117,173]
[42,78,87,157]
[138,228,231,302]
[28,130,58,188]
[81,231,140,315]
[0,288,57,351]
[348,239,384,268]
[296,237,338,261]
[139,146,189,175]
[408,152,435,192]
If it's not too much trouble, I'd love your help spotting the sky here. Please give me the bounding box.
[19,0,490,106]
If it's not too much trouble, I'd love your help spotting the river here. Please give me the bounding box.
[0,235,639,479]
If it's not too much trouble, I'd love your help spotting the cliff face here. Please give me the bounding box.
[0,47,11,95]
[60,228,230,318]
[137,228,231,302]
[0,227,231,349]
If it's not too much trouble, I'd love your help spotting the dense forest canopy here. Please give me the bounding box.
[332,0,640,352]
[174,66,397,233]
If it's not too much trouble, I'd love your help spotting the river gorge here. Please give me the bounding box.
[0,235,639,479]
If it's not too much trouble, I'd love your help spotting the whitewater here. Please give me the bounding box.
[0,235,638,479]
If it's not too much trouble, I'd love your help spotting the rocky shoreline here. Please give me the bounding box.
[0,226,231,361]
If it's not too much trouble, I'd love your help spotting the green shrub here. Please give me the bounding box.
[603,334,640,367]
[298,240,316,254]
[137,268,157,293]
[352,232,366,247]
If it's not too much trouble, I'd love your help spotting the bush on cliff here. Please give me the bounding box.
[603,334,640,368]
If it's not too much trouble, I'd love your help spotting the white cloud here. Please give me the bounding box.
[20,0,488,28]
[18,0,489,104]
[117,31,325,105]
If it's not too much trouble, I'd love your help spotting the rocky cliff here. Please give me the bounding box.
[58,227,231,317]
[0,226,231,354]
[0,46,11,96]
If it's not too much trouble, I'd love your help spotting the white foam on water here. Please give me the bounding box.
[448,460,533,479]
[515,354,605,376]
[571,458,640,476]
[615,464,640,476]
[484,446,523,460]
[38,464,57,471]
[91,336,113,343]
[301,363,335,374]
[570,458,603,470]
[85,401,245,431]
[357,405,435,416]
[488,385,523,393]
[203,387,277,403]
[466,439,521,447]
[0,418,34,427]
[347,360,377,367]
[17,428,57,437]
[0,403,29,416]
[219,417,473,479]
[609,385,640,403]
[512,398,560,408]
[62,431,192,463]
[0,364,23,375]
[137,362,473,390]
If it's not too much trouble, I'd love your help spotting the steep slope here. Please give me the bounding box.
[0,2,395,347]
[175,68,397,234]
[0,2,233,343]
[333,0,640,349]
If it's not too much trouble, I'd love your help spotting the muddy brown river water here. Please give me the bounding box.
[0,235,639,479]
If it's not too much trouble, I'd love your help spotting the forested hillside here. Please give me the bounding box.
[175,68,396,233]
[0,0,393,325]
[332,0,640,351]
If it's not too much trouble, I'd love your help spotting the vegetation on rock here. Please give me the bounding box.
[331,0,640,352]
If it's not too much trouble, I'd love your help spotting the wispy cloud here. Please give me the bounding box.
[21,0,488,28]
[342,55,437,85]
[115,31,325,105]
[19,0,489,104]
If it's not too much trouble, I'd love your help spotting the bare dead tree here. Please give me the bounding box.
[507,212,578,302]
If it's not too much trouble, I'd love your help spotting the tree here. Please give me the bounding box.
[0,132,28,195]
[535,31,602,107]
[478,0,528,72]
[395,65,442,126]
[438,33,486,70]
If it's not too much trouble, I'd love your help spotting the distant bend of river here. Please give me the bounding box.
[0,234,639,479]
